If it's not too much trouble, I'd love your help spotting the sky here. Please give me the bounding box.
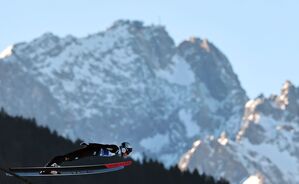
[1,0,298,98]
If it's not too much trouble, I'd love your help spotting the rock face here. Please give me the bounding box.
[4,19,297,184]
[179,81,299,184]
[0,20,247,167]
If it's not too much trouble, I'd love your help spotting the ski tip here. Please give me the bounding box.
[105,161,132,169]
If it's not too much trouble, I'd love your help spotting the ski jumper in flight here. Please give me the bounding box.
[43,142,132,168]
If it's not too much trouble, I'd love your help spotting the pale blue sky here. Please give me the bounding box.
[1,0,298,98]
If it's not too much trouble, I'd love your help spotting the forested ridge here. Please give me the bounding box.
[0,108,228,184]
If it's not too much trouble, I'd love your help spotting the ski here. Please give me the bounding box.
[7,160,132,177]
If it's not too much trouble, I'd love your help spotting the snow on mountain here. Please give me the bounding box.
[2,19,298,184]
[155,55,195,86]
[242,175,263,184]
[179,81,299,184]
[0,45,14,59]
[0,20,247,169]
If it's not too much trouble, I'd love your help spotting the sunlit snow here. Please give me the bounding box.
[178,140,201,171]
[200,39,211,52]
[179,109,200,137]
[156,55,195,86]
[0,45,13,59]
[242,175,262,184]
[243,138,299,181]
[4,20,296,184]
[217,132,229,146]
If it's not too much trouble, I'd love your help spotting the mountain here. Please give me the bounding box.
[0,109,229,184]
[3,19,296,184]
[179,81,299,184]
[0,20,248,167]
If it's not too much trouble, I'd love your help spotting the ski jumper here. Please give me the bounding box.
[45,143,120,167]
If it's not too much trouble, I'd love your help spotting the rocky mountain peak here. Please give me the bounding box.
[111,19,167,31]
[182,81,299,184]
[239,82,298,141]
[183,37,212,53]
[241,81,299,125]
[109,19,144,30]
[107,20,171,41]
[282,80,294,89]
[200,39,211,52]
[0,19,274,184]
[177,37,246,102]
[103,20,175,70]
[0,45,14,59]
[33,32,61,48]
[276,80,298,111]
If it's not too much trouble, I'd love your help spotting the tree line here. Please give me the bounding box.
[0,108,228,184]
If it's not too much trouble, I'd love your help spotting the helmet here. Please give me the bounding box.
[120,142,132,156]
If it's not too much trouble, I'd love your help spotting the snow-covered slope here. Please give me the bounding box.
[0,20,247,166]
[2,19,298,184]
[179,81,299,184]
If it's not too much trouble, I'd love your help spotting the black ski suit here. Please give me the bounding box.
[45,143,119,167]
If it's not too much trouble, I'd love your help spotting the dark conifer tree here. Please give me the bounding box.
[0,108,229,184]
